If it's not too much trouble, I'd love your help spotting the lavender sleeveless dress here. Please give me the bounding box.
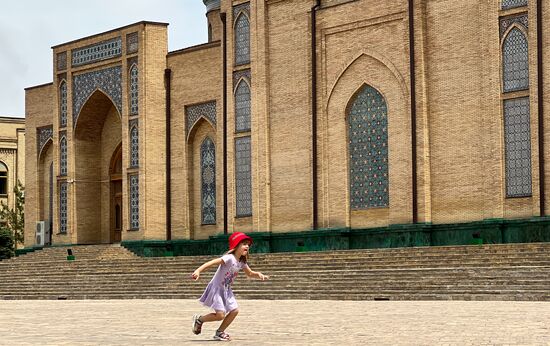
[199,254,249,312]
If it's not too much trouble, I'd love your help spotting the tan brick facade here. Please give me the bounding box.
[24,1,550,247]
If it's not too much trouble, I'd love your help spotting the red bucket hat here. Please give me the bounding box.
[229,232,253,250]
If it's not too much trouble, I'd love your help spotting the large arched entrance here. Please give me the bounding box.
[110,144,123,242]
[74,90,122,244]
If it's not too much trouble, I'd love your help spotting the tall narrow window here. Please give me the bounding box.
[0,162,7,196]
[60,136,67,176]
[501,0,527,10]
[235,136,252,216]
[130,125,139,168]
[502,27,529,93]
[59,182,68,234]
[234,13,250,65]
[129,174,139,229]
[348,85,389,209]
[504,97,532,197]
[201,137,216,224]
[129,64,139,115]
[59,80,67,127]
[235,80,251,132]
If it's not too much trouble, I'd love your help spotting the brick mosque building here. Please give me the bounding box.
[24,0,549,254]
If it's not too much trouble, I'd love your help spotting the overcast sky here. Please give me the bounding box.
[0,0,208,118]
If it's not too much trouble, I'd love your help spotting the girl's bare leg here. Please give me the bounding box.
[218,309,239,331]
[199,311,225,322]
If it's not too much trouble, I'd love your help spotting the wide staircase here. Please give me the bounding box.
[0,243,548,301]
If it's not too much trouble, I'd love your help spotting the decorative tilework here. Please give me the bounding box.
[59,80,67,127]
[129,174,139,229]
[129,120,139,168]
[235,80,251,132]
[233,69,251,90]
[235,136,252,216]
[185,101,217,138]
[499,14,528,39]
[232,2,250,18]
[201,137,216,225]
[59,134,68,177]
[348,85,389,209]
[502,27,529,92]
[57,52,67,71]
[37,126,53,156]
[71,37,122,67]
[72,65,122,126]
[234,12,250,66]
[504,97,532,197]
[129,64,139,115]
[501,0,528,10]
[126,32,139,54]
[59,182,68,234]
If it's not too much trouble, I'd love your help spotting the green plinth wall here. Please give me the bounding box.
[120,217,550,257]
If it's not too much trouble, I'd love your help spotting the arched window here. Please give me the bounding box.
[60,136,67,176]
[130,125,139,168]
[234,13,250,65]
[129,174,139,230]
[235,136,252,216]
[501,0,527,10]
[59,80,67,127]
[235,80,251,132]
[59,182,68,234]
[348,85,389,209]
[129,64,139,115]
[201,137,216,225]
[0,162,7,196]
[502,27,529,93]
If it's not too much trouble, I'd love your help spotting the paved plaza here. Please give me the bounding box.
[0,299,548,345]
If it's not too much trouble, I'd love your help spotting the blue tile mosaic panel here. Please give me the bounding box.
[126,32,139,54]
[129,174,139,229]
[499,14,528,38]
[235,136,252,216]
[233,69,251,90]
[234,13,250,65]
[73,66,122,126]
[501,0,528,10]
[348,85,389,209]
[59,135,68,177]
[57,52,67,71]
[201,137,217,225]
[502,27,529,92]
[37,126,53,156]
[129,64,139,115]
[59,182,68,234]
[504,97,532,197]
[72,37,122,67]
[129,120,139,168]
[185,101,217,138]
[235,80,251,132]
[59,81,67,127]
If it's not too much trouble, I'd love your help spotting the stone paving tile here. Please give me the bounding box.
[0,300,548,345]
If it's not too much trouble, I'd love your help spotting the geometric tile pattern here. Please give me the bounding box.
[235,136,252,217]
[501,0,528,10]
[348,85,389,209]
[235,80,251,132]
[59,134,68,177]
[185,101,217,138]
[504,97,532,197]
[129,119,139,168]
[499,14,528,38]
[37,125,53,157]
[72,65,122,126]
[129,174,139,229]
[59,80,67,127]
[129,64,139,115]
[234,11,250,66]
[57,51,67,71]
[502,27,529,93]
[233,69,251,90]
[72,37,122,67]
[233,2,250,18]
[201,137,216,225]
[59,182,68,234]
[126,32,139,54]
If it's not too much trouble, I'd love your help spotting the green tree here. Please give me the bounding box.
[0,228,14,260]
[0,180,25,251]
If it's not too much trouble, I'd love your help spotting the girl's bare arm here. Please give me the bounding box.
[191,258,224,280]
[243,266,269,280]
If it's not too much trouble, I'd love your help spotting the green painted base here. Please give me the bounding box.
[67,255,75,261]
[121,217,550,257]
